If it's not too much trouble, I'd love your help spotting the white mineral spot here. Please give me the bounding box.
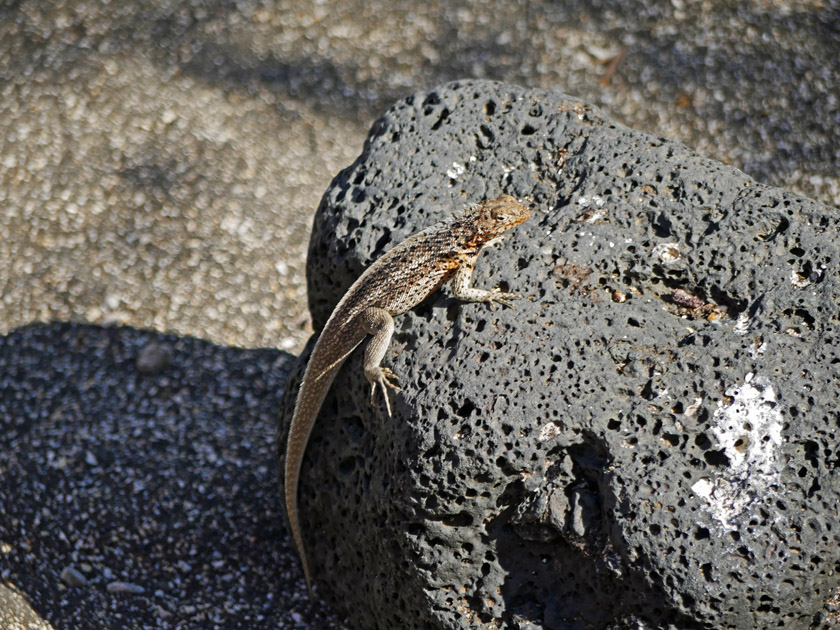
[750,338,767,358]
[446,162,465,179]
[691,477,713,499]
[692,375,784,529]
[538,422,562,442]
[652,242,680,263]
[790,268,811,288]
[733,312,750,335]
[684,397,703,417]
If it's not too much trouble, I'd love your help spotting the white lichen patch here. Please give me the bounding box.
[691,374,784,529]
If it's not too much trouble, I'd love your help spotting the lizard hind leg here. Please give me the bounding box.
[360,307,402,417]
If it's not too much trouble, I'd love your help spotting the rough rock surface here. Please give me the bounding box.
[277,80,840,630]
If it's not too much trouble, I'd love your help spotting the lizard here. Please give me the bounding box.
[283,194,531,598]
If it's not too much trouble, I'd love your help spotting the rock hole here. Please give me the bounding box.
[663,433,680,447]
[338,457,356,476]
[422,92,441,109]
[442,511,473,527]
[351,186,366,203]
[456,399,476,418]
[431,108,450,131]
[704,449,730,467]
[694,432,711,449]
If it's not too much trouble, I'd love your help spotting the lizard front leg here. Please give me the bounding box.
[450,253,520,307]
[359,307,402,417]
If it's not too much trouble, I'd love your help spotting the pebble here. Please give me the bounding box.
[106,581,145,594]
[59,566,88,587]
[136,342,172,376]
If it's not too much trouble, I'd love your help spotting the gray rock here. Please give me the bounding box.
[277,80,840,629]
[60,566,88,587]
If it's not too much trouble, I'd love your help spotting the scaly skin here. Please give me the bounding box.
[284,195,531,598]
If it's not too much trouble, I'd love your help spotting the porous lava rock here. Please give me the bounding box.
[277,80,840,630]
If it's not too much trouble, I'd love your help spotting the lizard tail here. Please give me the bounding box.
[285,462,314,598]
[285,383,324,599]
[284,354,349,600]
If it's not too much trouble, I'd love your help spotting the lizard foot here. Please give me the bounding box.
[487,287,521,308]
[368,367,401,417]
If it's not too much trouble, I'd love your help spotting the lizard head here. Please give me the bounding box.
[468,194,532,243]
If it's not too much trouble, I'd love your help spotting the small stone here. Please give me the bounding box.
[136,342,171,376]
[106,581,145,594]
[60,566,88,587]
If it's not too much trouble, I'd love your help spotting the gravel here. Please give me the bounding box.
[1,323,350,629]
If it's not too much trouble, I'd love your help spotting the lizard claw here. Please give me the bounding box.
[368,367,401,417]
[489,287,520,308]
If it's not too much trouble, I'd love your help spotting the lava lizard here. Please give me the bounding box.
[284,194,531,598]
